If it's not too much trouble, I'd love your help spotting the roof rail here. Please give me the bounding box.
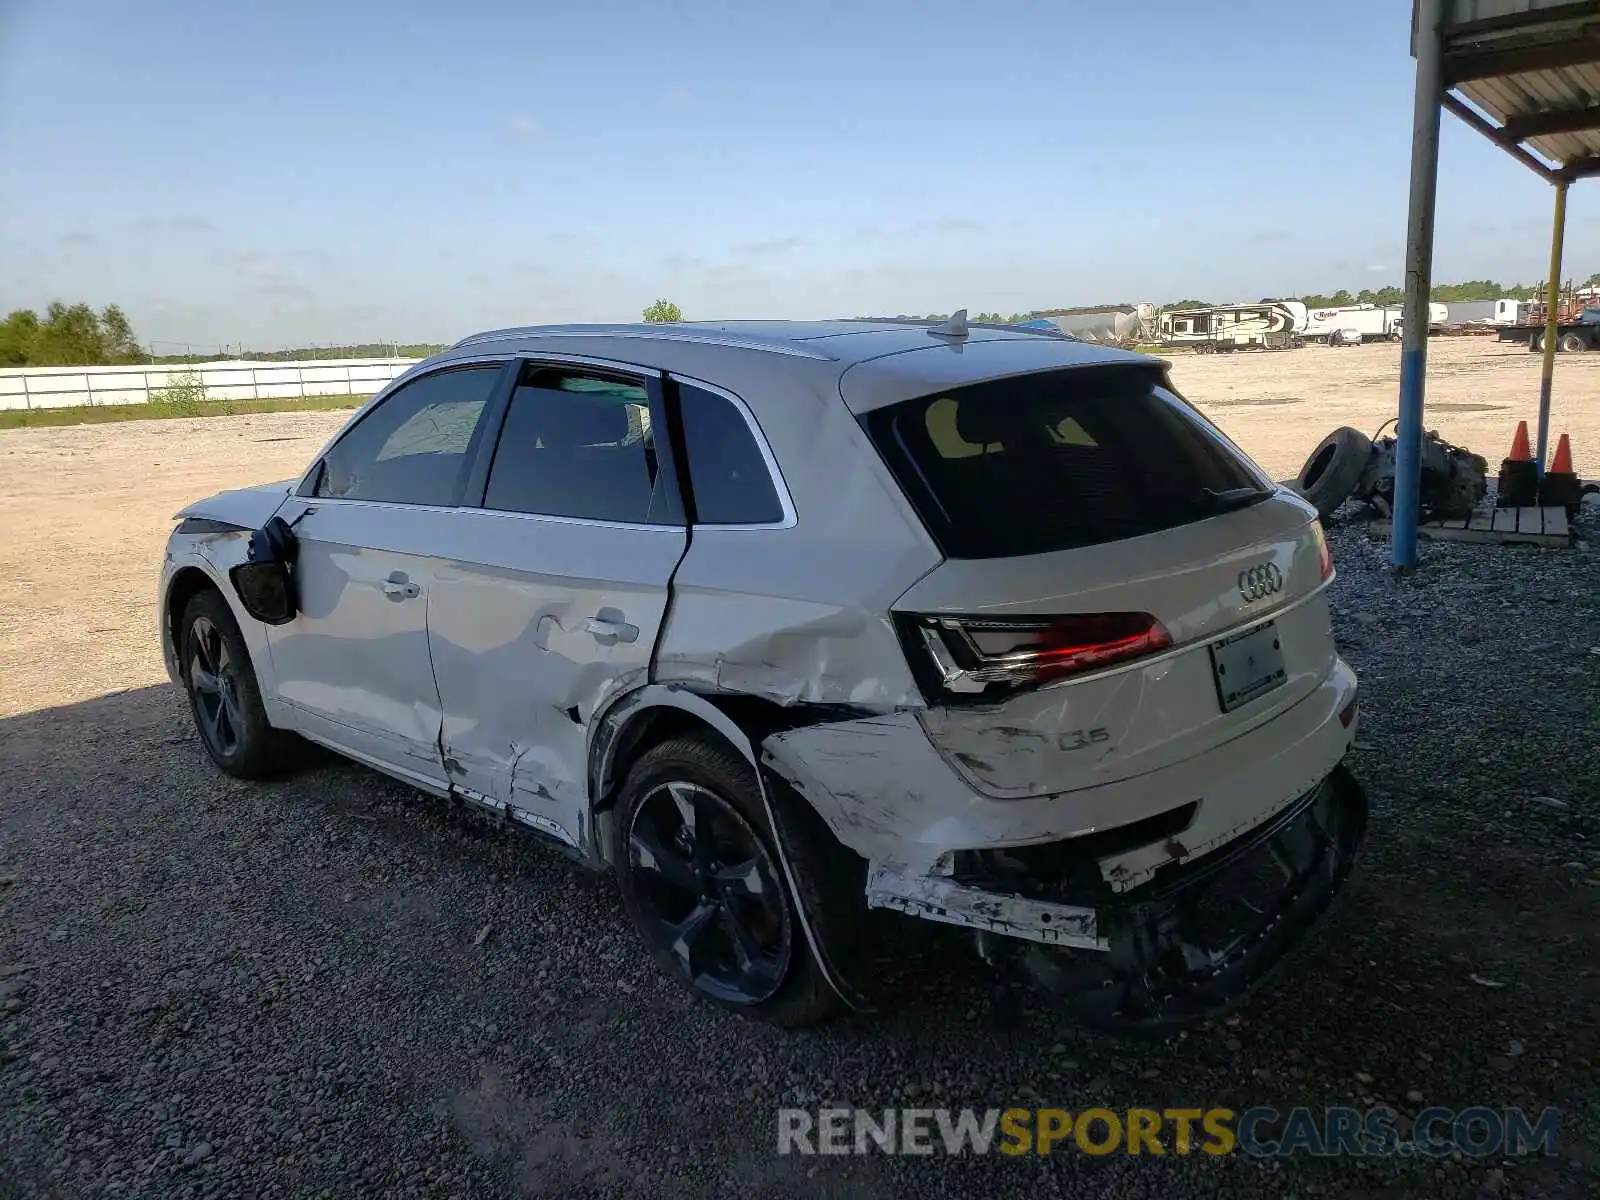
[447,324,837,361]
[836,314,1074,340]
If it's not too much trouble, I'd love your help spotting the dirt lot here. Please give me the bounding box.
[1,337,1598,1197]
[1174,336,1600,483]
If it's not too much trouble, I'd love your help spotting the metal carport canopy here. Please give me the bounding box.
[1395,0,1600,569]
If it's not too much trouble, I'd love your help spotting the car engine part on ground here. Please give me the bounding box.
[1354,430,1488,521]
[1294,426,1373,521]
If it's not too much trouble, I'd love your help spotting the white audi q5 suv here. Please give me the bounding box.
[160,316,1364,1030]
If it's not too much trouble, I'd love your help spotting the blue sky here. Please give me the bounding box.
[2,0,1596,349]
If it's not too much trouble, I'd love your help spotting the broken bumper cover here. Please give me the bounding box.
[868,766,1367,1029]
[762,659,1358,883]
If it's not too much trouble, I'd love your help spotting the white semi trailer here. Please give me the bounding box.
[1304,303,1444,344]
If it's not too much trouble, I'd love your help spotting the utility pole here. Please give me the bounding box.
[1391,0,1443,573]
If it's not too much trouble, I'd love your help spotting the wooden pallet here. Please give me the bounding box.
[1368,505,1570,546]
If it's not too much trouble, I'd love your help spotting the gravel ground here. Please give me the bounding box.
[2,503,1597,1198]
[2,383,1599,1196]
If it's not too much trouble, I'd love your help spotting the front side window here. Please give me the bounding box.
[314,366,500,505]
[677,382,783,525]
[483,365,675,524]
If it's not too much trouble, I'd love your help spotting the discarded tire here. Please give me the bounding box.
[1295,427,1373,522]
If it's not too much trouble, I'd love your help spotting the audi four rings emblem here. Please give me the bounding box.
[1237,562,1283,603]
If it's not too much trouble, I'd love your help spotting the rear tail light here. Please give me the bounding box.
[1313,521,1334,581]
[902,612,1173,699]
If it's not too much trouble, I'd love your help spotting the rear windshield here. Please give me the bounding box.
[860,365,1266,559]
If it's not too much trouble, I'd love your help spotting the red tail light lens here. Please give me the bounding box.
[907,612,1174,698]
[1313,521,1334,581]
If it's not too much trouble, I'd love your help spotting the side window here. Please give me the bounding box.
[678,383,784,525]
[483,365,674,524]
[314,366,500,505]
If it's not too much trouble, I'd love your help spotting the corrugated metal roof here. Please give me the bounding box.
[1448,0,1590,22]
[1424,0,1600,178]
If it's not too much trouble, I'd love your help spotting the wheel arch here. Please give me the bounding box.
[161,551,278,700]
[589,686,773,830]
[163,564,225,680]
[588,683,875,1011]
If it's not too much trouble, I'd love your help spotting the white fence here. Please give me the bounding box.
[0,358,423,411]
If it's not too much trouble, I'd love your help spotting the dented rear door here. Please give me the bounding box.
[425,362,686,848]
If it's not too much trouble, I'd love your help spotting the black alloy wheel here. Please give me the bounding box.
[186,613,245,759]
[178,588,299,779]
[627,778,790,1005]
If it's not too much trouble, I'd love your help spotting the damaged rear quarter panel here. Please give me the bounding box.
[652,368,940,712]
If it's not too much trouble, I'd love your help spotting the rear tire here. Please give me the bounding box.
[1560,331,1587,353]
[1295,427,1373,522]
[180,589,300,779]
[614,734,842,1027]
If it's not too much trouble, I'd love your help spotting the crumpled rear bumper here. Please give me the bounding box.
[966,765,1367,1031]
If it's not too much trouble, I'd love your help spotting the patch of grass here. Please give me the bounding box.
[0,393,365,430]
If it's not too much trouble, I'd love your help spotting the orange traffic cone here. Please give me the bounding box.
[1509,420,1532,461]
[1540,432,1580,510]
[1551,433,1573,475]
[1498,420,1538,507]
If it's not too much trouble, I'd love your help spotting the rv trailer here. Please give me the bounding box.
[1157,301,1302,352]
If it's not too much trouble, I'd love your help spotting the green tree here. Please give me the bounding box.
[31,302,104,365]
[99,304,142,362]
[0,301,147,366]
[0,309,40,366]
[642,299,682,323]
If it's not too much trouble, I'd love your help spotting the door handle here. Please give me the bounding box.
[585,615,639,643]
[383,572,421,601]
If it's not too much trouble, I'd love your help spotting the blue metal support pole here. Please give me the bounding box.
[1536,181,1568,477]
[1393,0,1445,572]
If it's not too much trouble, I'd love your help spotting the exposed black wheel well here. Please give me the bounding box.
[596,706,713,811]
[166,567,221,659]
[593,693,859,815]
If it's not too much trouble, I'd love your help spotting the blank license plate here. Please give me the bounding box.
[1210,622,1287,713]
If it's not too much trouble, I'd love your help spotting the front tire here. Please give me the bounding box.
[614,734,840,1026]
[180,588,298,779]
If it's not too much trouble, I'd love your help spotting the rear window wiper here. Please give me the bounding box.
[1190,486,1273,515]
